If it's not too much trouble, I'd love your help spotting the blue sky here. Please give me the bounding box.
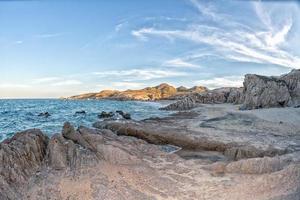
[0,0,300,98]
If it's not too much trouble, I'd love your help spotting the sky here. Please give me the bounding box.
[0,0,300,98]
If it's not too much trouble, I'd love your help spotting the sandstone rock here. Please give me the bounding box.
[241,74,291,110]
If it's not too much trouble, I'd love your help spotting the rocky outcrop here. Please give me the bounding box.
[0,129,48,199]
[67,83,208,101]
[98,110,131,120]
[279,69,300,107]
[163,69,300,111]
[161,87,243,110]
[241,74,291,110]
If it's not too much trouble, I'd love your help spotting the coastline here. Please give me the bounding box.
[1,69,300,199]
[1,103,299,199]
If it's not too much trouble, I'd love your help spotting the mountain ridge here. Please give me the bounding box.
[66,83,208,101]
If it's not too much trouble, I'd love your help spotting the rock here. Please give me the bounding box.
[225,156,290,174]
[116,110,131,119]
[279,69,300,107]
[99,110,131,120]
[38,112,51,117]
[47,134,76,170]
[75,110,86,114]
[98,111,114,118]
[176,86,188,92]
[62,122,98,154]
[0,129,48,199]
[160,96,197,110]
[161,87,243,110]
[241,74,291,110]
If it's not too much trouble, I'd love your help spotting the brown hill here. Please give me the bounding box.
[66,83,208,101]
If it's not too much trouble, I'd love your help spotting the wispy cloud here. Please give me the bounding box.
[163,58,198,68]
[115,21,128,32]
[35,32,66,39]
[32,77,61,84]
[111,81,145,89]
[13,40,23,45]
[51,80,83,86]
[131,0,300,69]
[195,76,244,89]
[93,68,188,81]
[32,77,82,87]
[0,83,31,88]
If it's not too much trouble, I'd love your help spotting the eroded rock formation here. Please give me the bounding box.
[161,87,243,110]
[162,69,300,110]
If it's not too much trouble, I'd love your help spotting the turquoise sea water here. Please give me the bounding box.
[0,99,171,141]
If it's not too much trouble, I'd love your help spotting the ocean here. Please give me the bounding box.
[0,99,171,141]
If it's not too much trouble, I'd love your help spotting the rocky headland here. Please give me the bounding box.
[1,69,300,199]
[67,83,208,101]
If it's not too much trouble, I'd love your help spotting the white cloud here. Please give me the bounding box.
[13,40,23,45]
[112,82,145,89]
[35,32,65,38]
[115,21,128,32]
[253,2,273,30]
[51,80,83,86]
[131,1,300,69]
[93,68,187,81]
[195,76,244,89]
[0,83,31,88]
[33,77,61,84]
[163,58,198,68]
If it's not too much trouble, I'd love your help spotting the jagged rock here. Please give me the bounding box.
[75,110,86,115]
[226,87,244,104]
[161,87,243,110]
[160,96,197,110]
[241,74,291,110]
[47,134,77,170]
[98,111,114,118]
[38,112,51,117]
[116,110,131,119]
[280,69,300,106]
[0,129,48,199]
[62,122,98,154]
[98,111,131,120]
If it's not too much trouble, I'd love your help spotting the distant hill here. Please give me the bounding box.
[66,83,208,101]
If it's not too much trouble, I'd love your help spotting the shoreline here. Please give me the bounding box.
[1,103,299,199]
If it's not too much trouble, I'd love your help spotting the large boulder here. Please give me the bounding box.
[279,69,300,107]
[0,129,48,199]
[241,74,291,110]
[47,134,77,170]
